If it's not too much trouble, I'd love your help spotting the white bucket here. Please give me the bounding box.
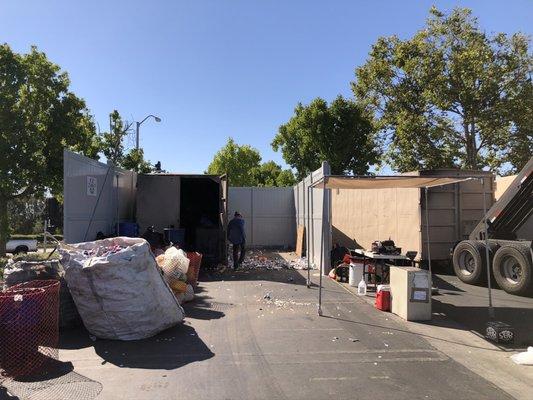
[349,263,364,287]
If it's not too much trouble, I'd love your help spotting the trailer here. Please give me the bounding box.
[452,157,533,296]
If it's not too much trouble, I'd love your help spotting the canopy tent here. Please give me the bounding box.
[310,175,471,189]
[307,174,494,318]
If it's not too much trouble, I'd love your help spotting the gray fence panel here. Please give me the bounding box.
[228,187,295,248]
[63,150,137,243]
[294,162,331,274]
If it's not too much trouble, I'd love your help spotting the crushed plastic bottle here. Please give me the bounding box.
[357,277,367,296]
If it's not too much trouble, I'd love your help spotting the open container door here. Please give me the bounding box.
[220,174,228,265]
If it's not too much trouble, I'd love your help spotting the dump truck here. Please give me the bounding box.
[452,157,533,296]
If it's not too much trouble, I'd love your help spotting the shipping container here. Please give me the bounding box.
[330,169,495,268]
[136,174,228,266]
[63,150,228,267]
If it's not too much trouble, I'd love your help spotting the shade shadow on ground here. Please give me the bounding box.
[432,300,533,349]
[92,323,214,370]
[1,359,102,400]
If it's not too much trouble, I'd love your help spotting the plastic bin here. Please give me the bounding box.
[119,222,139,237]
[186,252,203,287]
[164,228,185,247]
[349,263,364,287]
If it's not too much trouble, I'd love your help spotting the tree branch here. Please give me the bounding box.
[10,185,36,200]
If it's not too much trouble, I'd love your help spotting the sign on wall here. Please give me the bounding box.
[87,176,97,196]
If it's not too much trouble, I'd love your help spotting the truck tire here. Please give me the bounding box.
[452,240,489,285]
[492,244,533,296]
[14,245,29,255]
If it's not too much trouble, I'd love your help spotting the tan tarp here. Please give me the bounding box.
[312,176,471,190]
[316,174,473,262]
[332,187,422,259]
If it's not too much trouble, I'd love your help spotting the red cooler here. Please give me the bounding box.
[375,287,391,312]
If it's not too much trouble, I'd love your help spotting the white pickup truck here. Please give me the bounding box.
[6,239,38,254]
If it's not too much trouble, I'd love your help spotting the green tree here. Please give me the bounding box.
[101,110,130,166]
[100,110,154,173]
[122,148,153,173]
[252,161,296,187]
[207,138,262,186]
[352,7,533,173]
[0,44,99,255]
[8,195,45,235]
[272,95,379,180]
[207,138,295,187]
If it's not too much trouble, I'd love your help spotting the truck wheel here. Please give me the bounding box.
[14,245,29,255]
[492,244,533,296]
[452,241,488,285]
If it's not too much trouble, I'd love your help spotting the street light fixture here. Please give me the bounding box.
[135,114,161,149]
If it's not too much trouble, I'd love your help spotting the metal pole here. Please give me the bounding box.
[318,179,326,316]
[424,187,433,289]
[43,219,48,252]
[482,178,495,319]
[306,184,311,288]
[135,121,140,150]
[116,174,120,237]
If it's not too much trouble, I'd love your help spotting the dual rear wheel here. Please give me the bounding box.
[452,240,533,296]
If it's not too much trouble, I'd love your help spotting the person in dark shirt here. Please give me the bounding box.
[228,212,246,269]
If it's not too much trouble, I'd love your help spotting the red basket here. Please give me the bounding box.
[186,252,202,287]
[0,280,60,378]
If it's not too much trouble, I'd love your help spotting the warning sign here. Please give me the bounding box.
[87,176,97,196]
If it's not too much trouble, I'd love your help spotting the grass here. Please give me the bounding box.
[9,233,63,242]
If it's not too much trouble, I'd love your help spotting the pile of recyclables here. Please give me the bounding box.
[60,237,185,340]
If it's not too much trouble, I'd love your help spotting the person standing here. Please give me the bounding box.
[228,211,246,269]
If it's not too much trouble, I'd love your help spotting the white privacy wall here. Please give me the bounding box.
[294,162,332,274]
[228,187,296,248]
[63,150,137,243]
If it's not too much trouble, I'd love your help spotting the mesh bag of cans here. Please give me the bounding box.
[0,280,60,379]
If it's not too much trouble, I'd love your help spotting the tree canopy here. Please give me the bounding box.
[252,161,296,187]
[352,7,533,173]
[100,110,154,173]
[207,138,295,187]
[0,44,100,254]
[272,95,379,180]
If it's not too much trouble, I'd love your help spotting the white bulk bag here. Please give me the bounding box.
[60,237,184,340]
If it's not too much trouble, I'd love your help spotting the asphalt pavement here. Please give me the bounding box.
[432,274,533,349]
[1,268,519,400]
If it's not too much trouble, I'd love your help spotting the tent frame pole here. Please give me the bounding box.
[318,179,326,316]
[481,178,495,319]
[424,187,433,288]
[306,185,311,288]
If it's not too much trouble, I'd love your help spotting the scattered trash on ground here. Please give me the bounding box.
[222,252,314,271]
[260,292,311,309]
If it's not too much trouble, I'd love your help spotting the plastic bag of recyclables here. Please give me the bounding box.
[60,237,184,340]
[511,347,533,365]
[155,247,194,304]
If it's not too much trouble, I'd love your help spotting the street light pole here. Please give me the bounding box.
[135,114,161,150]
[135,121,141,150]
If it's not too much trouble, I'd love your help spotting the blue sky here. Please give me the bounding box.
[1,0,531,173]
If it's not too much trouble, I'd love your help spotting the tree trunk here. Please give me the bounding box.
[0,197,8,257]
[464,120,477,169]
